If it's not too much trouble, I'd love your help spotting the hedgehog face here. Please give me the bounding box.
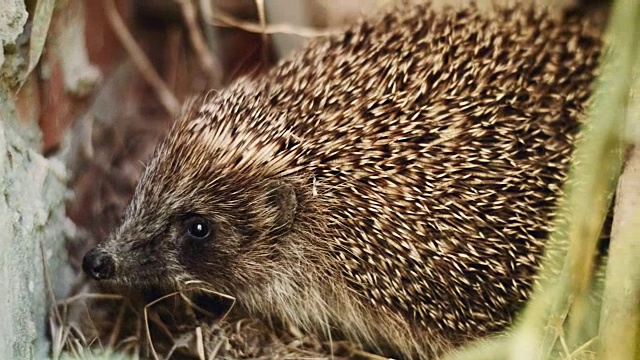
[82,87,306,297]
[82,160,299,295]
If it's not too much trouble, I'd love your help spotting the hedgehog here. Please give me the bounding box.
[81,3,601,359]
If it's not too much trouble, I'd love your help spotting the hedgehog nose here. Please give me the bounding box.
[82,248,115,280]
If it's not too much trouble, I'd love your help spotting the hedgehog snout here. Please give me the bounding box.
[82,247,116,280]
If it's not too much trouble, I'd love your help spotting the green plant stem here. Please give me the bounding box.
[512,0,640,358]
[599,145,640,360]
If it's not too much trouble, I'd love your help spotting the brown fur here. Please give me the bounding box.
[86,4,601,358]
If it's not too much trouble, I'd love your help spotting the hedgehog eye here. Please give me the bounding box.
[183,216,212,242]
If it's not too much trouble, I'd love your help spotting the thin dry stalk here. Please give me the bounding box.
[103,0,180,115]
[207,337,226,360]
[41,241,63,325]
[142,284,236,359]
[143,291,180,360]
[51,291,130,359]
[57,293,124,306]
[109,303,127,349]
[181,280,237,321]
[177,0,222,86]
[196,326,206,360]
[51,316,65,360]
[567,336,596,358]
[254,0,269,63]
[201,8,335,37]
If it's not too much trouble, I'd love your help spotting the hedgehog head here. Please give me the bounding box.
[81,88,305,295]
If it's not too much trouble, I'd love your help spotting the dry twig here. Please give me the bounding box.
[254,0,269,64]
[201,7,336,37]
[104,0,180,115]
[177,0,222,86]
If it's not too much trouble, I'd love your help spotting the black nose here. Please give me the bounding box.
[82,248,116,280]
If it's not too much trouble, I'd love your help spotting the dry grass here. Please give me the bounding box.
[47,281,379,359]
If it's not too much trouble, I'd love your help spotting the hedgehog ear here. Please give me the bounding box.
[265,180,297,234]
